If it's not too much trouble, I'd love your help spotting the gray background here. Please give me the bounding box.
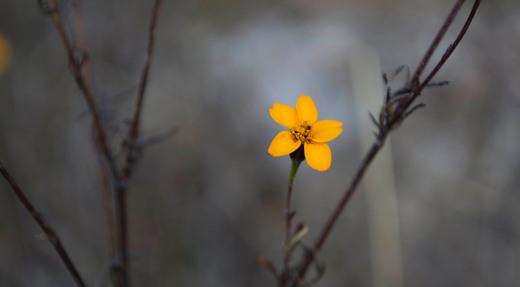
[1,0,519,286]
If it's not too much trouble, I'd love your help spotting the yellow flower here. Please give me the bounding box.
[268,95,343,171]
[0,32,12,76]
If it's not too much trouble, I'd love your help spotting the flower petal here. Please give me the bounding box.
[268,131,301,156]
[304,143,332,171]
[312,120,343,143]
[269,103,299,129]
[296,95,318,124]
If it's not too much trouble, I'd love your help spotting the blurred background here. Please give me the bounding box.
[1,0,519,286]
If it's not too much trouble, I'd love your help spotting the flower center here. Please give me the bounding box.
[291,122,312,143]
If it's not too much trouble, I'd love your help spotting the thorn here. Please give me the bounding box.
[382,72,388,85]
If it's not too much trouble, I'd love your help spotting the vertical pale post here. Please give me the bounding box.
[348,46,404,287]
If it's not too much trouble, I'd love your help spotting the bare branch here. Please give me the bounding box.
[281,1,482,285]
[409,0,466,88]
[42,1,127,285]
[114,1,163,286]
[44,0,119,181]
[419,0,481,91]
[123,0,163,179]
[0,160,86,287]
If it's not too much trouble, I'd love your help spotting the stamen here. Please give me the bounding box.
[291,122,313,143]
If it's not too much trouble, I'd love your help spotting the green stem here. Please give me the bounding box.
[281,159,302,285]
[289,160,301,187]
[286,160,301,242]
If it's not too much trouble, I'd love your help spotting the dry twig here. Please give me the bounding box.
[40,0,164,286]
[0,160,86,287]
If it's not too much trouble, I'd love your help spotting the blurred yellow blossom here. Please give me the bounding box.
[0,33,12,76]
[268,95,343,171]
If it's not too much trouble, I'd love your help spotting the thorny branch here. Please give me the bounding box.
[271,0,482,285]
[0,161,86,287]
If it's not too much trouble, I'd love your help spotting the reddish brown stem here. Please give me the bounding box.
[419,0,481,92]
[317,133,386,253]
[284,1,482,285]
[97,154,118,258]
[289,133,387,286]
[41,1,164,286]
[400,0,481,121]
[0,161,86,287]
[46,0,119,181]
[45,0,126,285]
[115,1,163,285]
[123,0,163,179]
[409,0,466,89]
